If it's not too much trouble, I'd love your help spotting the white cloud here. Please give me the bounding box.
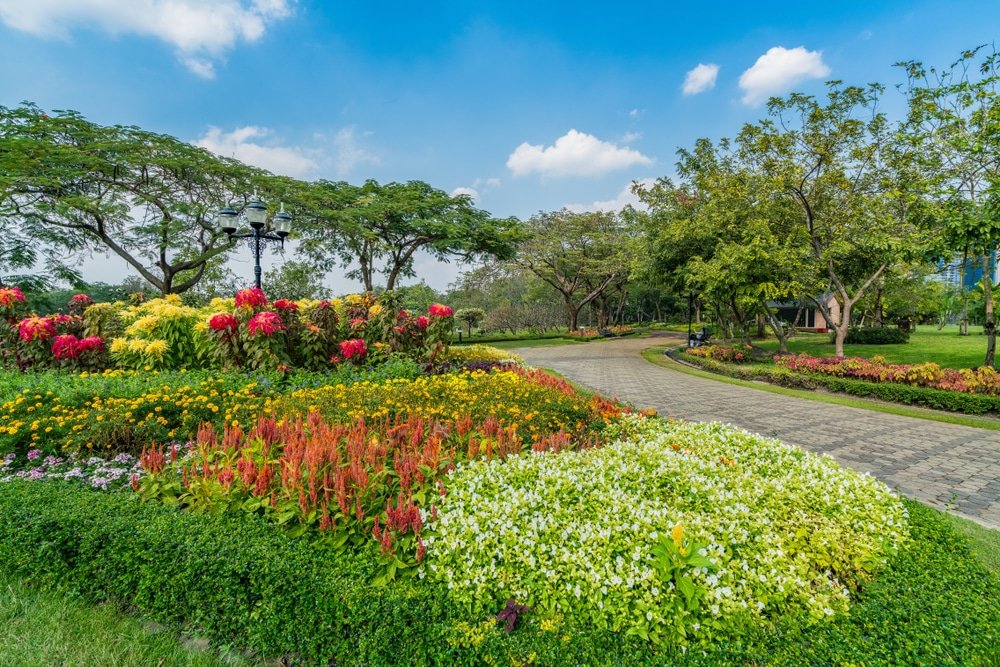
[507,129,652,178]
[621,131,642,144]
[195,126,318,178]
[682,63,719,95]
[738,46,830,106]
[331,127,381,177]
[0,0,292,78]
[475,177,502,188]
[450,187,479,202]
[628,108,643,119]
[564,179,656,213]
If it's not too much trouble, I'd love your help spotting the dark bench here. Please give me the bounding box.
[598,328,614,338]
[688,326,711,348]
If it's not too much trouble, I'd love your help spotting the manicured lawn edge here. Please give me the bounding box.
[643,346,1000,432]
[1,479,998,665]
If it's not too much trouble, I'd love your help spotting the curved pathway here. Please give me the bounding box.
[511,333,1000,530]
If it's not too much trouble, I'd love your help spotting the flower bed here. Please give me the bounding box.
[686,344,752,364]
[775,354,1000,395]
[427,417,907,647]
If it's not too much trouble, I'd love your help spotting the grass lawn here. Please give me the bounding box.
[754,325,991,369]
[483,336,589,349]
[0,574,253,667]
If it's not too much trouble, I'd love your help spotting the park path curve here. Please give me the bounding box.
[510,333,1000,530]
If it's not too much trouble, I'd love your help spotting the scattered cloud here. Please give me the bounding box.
[621,131,642,144]
[450,186,479,202]
[331,127,381,177]
[738,46,830,106]
[628,108,643,119]
[194,126,319,178]
[475,177,502,188]
[682,63,719,95]
[564,178,656,213]
[0,0,292,78]
[507,129,652,178]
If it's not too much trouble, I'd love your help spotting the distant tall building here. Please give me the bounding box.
[934,252,999,290]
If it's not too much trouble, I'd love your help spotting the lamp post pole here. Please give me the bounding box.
[217,196,292,289]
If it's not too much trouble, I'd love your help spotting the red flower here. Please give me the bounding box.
[76,336,104,353]
[247,311,285,336]
[415,315,429,329]
[338,338,367,360]
[234,287,268,310]
[69,294,93,306]
[18,316,56,342]
[51,334,81,360]
[208,312,240,333]
[0,287,26,308]
[428,303,453,318]
[272,298,299,312]
[350,317,366,329]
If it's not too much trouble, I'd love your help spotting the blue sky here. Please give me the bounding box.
[0,1,996,292]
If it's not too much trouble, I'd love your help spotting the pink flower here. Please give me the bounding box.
[69,294,93,306]
[415,315,429,329]
[273,298,299,312]
[338,338,367,360]
[247,311,285,336]
[234,287,268,310]
[18,316,56,342]
[428,303,453,318]
[77,336,104,353]
[208,312,240,334]
[0,286,26,308]
[51,334,81,360]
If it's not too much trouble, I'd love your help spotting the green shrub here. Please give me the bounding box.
[0,482,996,665]
[840,327,910,345]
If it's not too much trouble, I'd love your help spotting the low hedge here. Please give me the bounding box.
[0,482,997,665]
[841,327,911,345]
[675,351,1000,415]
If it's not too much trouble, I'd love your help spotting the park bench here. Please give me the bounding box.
[598,328,614,338]
[688,326,710,348]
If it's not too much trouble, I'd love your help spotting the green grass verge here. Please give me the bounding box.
[754,325,991,370]
[482,337,589,350]
[642,346,1000,432]
[0,573,251,667]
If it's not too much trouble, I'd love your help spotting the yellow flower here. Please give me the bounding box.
[672,522,686,556]
[144,340,169,358]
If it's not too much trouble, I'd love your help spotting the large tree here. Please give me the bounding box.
[738,83,927,357]
[899,47,1000,366]
[0,104,269,295]
[296,179,523,292]
[515,209,632,331]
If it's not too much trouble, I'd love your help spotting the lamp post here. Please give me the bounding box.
[217,195,292,289]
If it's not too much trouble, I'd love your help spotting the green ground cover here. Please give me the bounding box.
[755,325,989,369]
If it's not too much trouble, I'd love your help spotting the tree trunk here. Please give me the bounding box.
[565,300,580,332]
[960,251,969,336]
[833,300,853,358]
[984,253,996,368]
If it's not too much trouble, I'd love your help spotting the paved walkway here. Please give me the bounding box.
[511,334,1000,530]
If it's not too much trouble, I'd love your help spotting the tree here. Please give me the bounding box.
[262,259,326,300]
[0,103,269,295]
[738,83,927,357]
[297,179,523,292]
[899,47,1000,366]
[515,209,632,332]
[454,308,485,336]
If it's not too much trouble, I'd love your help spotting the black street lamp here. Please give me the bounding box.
[217,195,292,289]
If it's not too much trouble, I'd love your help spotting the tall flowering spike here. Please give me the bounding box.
[428,303,454,318]
[234,286,268,310]
[247,311,285,336]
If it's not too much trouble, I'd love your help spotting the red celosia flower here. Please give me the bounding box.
[234,286,268,310]
[208,312,240,333]
[69,294,93,306]
[272,298,299,312]
[0,286,26,308]
[18,316,56,342]
[338,338,367,360]
[415,315,429,329]
[247,311,285,336]
[51,334,80,360]
[77,336,104,353]
[428,303,453,318]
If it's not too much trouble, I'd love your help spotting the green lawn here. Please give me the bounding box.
[754,325,992,369]
[0,575,254,667]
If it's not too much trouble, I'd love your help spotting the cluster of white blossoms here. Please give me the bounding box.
[423,416,908,645]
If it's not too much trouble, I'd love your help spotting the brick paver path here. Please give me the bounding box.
[512,333,1000,530]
